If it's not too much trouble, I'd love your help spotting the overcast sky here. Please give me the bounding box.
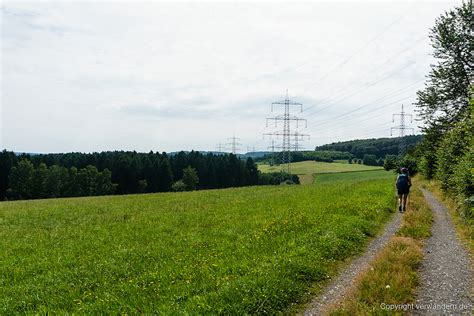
[1,0,458,153]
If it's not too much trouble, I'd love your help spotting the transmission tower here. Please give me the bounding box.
[268,139,276,152]
[226,135,242,154]
[391,104,414,157]
[263,90,309,173]
[293,131,309,151]
[267,139,277,166]
[216,143,225,153]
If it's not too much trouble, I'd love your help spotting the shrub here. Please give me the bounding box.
[172,180,186,192]
[259,172,300,185]
[182,166,199,191]
[396,154,418,176]
[383,155,398,171]
[362,154,378,166]
[452,145,473,219]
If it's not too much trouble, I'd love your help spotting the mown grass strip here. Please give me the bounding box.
[328,179,433,315]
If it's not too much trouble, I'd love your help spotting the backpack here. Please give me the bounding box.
[396,173,409,190]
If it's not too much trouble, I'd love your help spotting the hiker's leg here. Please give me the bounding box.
[402,194,408,210]
[398,194,403,212]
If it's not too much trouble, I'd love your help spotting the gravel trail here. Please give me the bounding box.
[303,211,402,315]
[412,189,473,315]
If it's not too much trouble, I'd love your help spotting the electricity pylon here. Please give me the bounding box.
[263,90,309,174]
[268,139,276,166]
[226,135,242,154]
[216,143,225,153]
[391,104,414,157]
[293,130,310,151]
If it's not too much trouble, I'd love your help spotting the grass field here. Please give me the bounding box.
[0,171,396,314]
[258,161,382,175]
[315,170,394,184]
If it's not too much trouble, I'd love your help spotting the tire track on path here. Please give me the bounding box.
[412,189,473,315]
[303,211,402,315]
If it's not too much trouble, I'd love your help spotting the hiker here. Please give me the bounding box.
[396,167,411,213]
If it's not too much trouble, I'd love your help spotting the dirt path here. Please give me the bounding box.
[412,189,473,315]
[303,211,402,315]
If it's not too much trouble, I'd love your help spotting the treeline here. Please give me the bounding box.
[7,160,116,199]
[413,2,472,219]
[352,154,384,167]
[315,135,423,159]
[0,150,292,201]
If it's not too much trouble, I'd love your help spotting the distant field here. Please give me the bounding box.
[258,161,382,175]
[0,171,395,314]
[315,170,394,184]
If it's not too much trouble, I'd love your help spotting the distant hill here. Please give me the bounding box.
[168,151,270,159]
[315,135,423,159]
[241,151,270,159]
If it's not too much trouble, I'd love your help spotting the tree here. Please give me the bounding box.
[137,179,148,193]
[32,163,48,199]
[77,165,99,196]
[157,157,173,192]
[96,168,117,195]
[415,1,473,178]
[383,155,398,171]
[46,165,68,198]
[244,157,259,185]
[172,180,186,192]
[0,150,17,200]
[415,1,472,129]
[362,154,378,166]
[8,159,34,199]
[396,155,418,176]
[376,158,384,166]
[182,166,199,191]
[66,167,80,197]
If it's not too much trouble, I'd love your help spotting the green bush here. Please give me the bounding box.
[435,120,470,191]
[259,172,300,185]
[396,155,418,176]
[172,180,186,192]
[362,154,378,166]
[452,144,473,219]
[182,166,199,191]
[383,154,398,171]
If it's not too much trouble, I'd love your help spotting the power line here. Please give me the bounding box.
[299,34,426,108]
[307,93,415,130]
[302,60,420,118]
[295,10,408,95]
[391,104,414,157]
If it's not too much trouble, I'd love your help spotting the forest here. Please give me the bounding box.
[0,150,296,200]
[315,135,423,159]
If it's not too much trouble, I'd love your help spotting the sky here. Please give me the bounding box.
[1,0,459,154]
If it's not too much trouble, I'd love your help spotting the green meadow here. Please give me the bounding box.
[258,161,383,184]
[257,161,383,175]
[0,170,395,314]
